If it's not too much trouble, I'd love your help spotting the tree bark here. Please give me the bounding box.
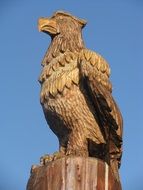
[27,157,122,190]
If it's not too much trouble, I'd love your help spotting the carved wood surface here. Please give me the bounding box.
[27,157,122,190]
[37,12,123,181]
[30,11,123,189]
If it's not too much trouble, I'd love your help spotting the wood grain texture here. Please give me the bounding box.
[27,157,122,190]
[37,10,123,186]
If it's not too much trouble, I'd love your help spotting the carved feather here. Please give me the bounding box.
[79,49,122,166]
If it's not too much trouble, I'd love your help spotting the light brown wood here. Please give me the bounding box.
[27,157,122,190]
[32,11,123,189]
[37,11,123,182]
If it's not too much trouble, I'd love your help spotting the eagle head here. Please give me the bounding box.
[38,11,87,38]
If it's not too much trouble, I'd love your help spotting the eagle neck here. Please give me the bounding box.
[42,33,85,65]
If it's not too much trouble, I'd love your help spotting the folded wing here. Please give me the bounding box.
[79,49,123,167]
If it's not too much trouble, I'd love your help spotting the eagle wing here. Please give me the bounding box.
[79,49,123,166]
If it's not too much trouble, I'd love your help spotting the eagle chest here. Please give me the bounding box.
[39,53,82,118]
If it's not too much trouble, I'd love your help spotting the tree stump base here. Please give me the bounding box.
[27,157,122,190]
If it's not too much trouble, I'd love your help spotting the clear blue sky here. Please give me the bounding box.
[0,0,143,189]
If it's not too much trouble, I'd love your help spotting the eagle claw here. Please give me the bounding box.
[40,151,65,165]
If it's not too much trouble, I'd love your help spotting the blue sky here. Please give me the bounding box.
[0,0,143,189]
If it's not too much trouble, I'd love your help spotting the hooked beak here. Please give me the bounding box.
[38,17,58,35]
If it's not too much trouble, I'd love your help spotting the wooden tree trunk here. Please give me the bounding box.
[27,157,122,190]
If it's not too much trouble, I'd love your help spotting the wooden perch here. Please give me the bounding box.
[27,157,122,190]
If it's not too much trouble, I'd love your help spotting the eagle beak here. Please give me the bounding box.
[38,17,58,35]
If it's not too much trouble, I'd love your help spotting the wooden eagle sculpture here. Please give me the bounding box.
[38,11,123,180]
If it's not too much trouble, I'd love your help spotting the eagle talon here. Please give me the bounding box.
[40,151,65,165]
[40,154,53,165]
[52,151,65,160]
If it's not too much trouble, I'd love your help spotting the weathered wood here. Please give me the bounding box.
[38,12,123,180]
[27,157,122,190]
